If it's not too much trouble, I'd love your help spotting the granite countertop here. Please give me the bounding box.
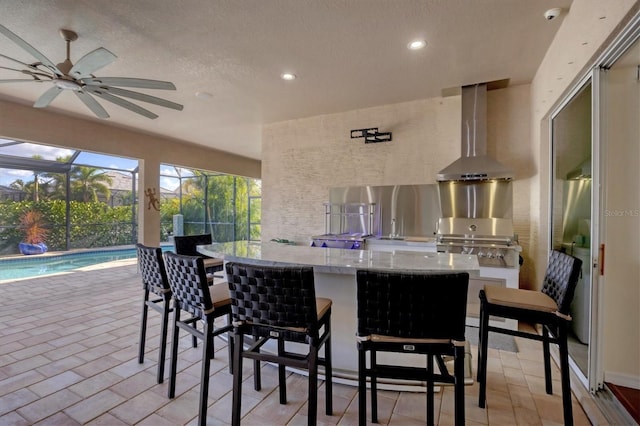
[198,241,479,275]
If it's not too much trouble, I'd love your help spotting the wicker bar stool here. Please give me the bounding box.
[225,262,333,426]
[173,234,223,277]
[356,270,469,426]
[163,251,234,426]
[477,249,582,426]
[136,243,172,384]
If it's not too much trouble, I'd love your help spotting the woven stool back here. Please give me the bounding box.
[541,250,582,315]
[356,270,469,341]
[137,243,170,298]
[163,252,213,320]
[173,234,212,257]
[225,262,319,343]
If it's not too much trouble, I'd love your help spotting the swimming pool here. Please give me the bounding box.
[0,246,171,281]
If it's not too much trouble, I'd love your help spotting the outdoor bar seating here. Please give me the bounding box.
[173,234,224,278]
[476,249,582,426]
[356,270,469,426]
[135,243,172,384]
[163,251,234,426]
[225,261,333,426]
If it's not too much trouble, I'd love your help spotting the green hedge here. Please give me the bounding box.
[0,200,134,254]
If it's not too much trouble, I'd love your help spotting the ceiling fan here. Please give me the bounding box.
[0,24,183,119]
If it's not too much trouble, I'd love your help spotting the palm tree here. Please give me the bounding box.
[40,155,72,200]
[70,166,113,202]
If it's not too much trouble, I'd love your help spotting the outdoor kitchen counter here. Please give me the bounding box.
[197,241,480,385]
[197,240,477,275]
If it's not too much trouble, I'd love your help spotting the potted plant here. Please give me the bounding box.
[18,210,48,255]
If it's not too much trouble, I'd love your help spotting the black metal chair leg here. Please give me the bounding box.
[358,347,367,426]
[427,354,434,426]
[542,326,553,395]
[138,291,149,364]
[227,313,234,374]
[198,320,213,426]
[157,301,170,383]
[559,326,574,426]
[454,345,465,426]
[168,304,180,399]
[231,329,244,426]
[371,349,378,423]
[308,346,319,426]
[253,335,261,391]
[324,329,333,415]
[478,300,490,408]
[278,338,287,404]
[476,298,486,384]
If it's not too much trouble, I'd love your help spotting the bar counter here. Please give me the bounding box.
[198,241,480,384]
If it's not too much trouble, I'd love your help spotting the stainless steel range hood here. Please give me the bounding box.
[437,83,514,181]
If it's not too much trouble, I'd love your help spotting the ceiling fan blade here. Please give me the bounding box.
[86,88,158,119]
[93,86,183,111]
[75,91,109,119]
[0,65,52,81]
[1,53,35,68]
[0,79,44,83]
[0,64,29,73]
[0,24,62,76]
[81,77,176,90]
[34,86,63,108]
[69,48,117,78]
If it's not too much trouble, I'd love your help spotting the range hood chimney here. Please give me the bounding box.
[436,83,514,181]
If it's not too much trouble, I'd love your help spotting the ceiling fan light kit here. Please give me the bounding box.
[0,24,183,119]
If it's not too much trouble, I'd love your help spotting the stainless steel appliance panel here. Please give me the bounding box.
[329,184,440,238]
[438,180,513,218]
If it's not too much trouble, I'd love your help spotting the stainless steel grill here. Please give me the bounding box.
[436,217,520,268]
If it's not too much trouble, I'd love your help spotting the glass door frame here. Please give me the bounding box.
[549,13,640,394]
[549,72,596,391]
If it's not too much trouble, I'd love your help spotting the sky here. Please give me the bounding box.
[0,138,188,191]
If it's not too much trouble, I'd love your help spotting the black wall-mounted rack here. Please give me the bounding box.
[350,127,392,143]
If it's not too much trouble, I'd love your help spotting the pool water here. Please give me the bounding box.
[0,247,170,281]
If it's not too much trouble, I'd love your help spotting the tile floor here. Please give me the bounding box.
[0,259,594,425]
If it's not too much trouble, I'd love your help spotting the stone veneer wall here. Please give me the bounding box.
[262,85,532,284]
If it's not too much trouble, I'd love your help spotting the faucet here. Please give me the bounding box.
[390,218,397,238]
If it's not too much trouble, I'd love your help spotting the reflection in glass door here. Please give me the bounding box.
[551,82,592,381]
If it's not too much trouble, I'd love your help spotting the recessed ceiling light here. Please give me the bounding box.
[407,39,426,50]
[195,91,213,99]
[281,73,296,81]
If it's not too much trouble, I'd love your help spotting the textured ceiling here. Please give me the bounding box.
[0,0,573,160]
